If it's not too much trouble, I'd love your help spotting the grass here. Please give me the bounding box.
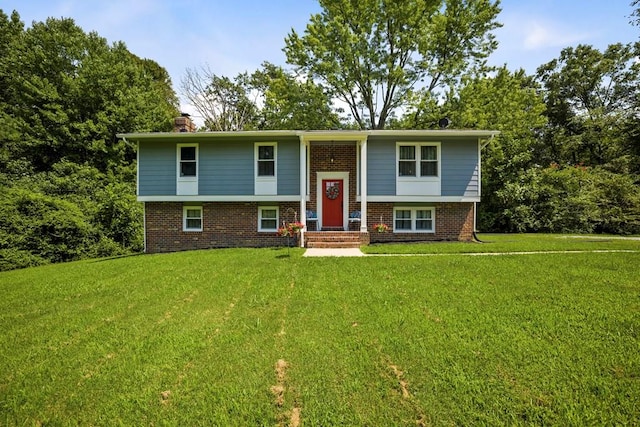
[1,234,639,425]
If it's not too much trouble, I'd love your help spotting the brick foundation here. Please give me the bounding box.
[144,202,300,253]
[145,201,474,252]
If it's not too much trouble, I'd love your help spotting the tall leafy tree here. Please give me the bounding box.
[536,43,640,171]
[284,0,501,129]
[250,62,342,130]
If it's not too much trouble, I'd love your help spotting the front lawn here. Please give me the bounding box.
[1,235,638,425]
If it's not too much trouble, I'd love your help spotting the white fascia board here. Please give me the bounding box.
[363,196,481,203]
[137,195,301,202]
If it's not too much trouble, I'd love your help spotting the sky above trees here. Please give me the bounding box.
[3,0,637,120]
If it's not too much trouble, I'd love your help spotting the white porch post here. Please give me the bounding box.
[299,135,307,247]
[359,137,368,232]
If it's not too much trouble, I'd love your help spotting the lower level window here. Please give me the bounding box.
[183,206,203,231]
[259,206,279,232]
[393,207,435,233]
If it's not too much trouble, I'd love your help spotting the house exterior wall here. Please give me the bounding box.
[145,201,299,253]
[366,135,479,197]
[138,136,300,197]
[367,202,475,243]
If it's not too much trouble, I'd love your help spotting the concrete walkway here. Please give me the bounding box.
[303,248,366,257]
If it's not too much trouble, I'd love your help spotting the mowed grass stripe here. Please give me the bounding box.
[0,237,639,425]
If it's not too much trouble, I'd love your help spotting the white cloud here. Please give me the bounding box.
[522,20,588,50]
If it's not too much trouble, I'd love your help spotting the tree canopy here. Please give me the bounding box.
[284,0,501,129]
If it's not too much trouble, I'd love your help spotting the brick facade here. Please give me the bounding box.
[145,202,300,253]
[308,143,360,216]
[367,202,475,244]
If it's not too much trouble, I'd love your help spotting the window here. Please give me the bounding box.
[179,145,197,177]
[393,207,435,233]
[255,143,277,195]
[258,206,279,232]
[256,143,276,177]
[397,143,439,177]
[183,206,202,231]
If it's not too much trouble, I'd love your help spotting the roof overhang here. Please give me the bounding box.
[117,129,500,142]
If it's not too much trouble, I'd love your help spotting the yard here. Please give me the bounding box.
[1,234,639,425]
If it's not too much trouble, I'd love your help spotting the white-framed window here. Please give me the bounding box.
[256,143,276,177]
[178,144,198,177]
[396,142,441,196]
[177,143,198,196]
[258,206,279,232]
[255,142,277,195]
[183,206,203,232]
[397,143,439,177]
[393,207,435,233]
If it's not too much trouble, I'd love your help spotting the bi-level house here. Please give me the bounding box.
[118,115,497,253]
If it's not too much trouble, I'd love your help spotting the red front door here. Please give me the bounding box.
[322,179,343,228]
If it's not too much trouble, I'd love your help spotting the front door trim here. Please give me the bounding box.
[317,171,349,230]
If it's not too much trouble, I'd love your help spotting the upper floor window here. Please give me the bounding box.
[397,143,439,177]
[257,143,276,177]
[179,144,198,177]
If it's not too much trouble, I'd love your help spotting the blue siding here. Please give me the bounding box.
[366,135,479,197]
[441,139,478,197]
[277,139,300,195]
[138,141,176,196]
[199,141,254,195]
[367,139,396,195]
[137,136,300,196]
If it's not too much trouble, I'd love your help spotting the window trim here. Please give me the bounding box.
[183,205,203,232]
[258,206,279,232]
[396,142,441,180]
[177,143,199,179]
[393,206,435,233]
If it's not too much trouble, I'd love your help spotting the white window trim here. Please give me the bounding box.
[177,143,199,196]
[255,142,277,195]
[396,142,441,180]
[393,206,435,233]
[258,205,279,232]
[183,205,203,232]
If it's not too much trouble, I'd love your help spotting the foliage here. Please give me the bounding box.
[251,62,342,130]
[181,66,259,131]
[0,243,639,424]
[495,165,640,234]
[181,62,342,130]
[535,43,640,172]
[284,0,502,129]
[0,10,170,270]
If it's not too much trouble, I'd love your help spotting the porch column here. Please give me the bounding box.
[299,135,307,247]
[359,137,368,232]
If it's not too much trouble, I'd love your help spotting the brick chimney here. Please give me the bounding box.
[173,113,196,132]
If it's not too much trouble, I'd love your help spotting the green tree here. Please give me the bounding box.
[1,12,178,173]
[284,0,501,129]
[406,67,547,230]
[535,43,640,171]
[250,62,342,130]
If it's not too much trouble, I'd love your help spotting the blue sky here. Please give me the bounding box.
[2,0,638,116]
